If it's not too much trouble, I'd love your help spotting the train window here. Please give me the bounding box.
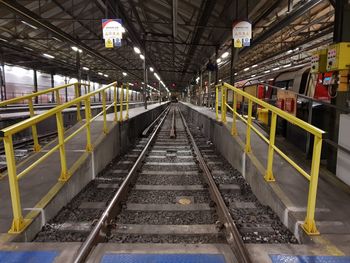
[299,71,309,95]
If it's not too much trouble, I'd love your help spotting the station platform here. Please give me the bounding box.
[0,102,168,237]
[179,102,350,259]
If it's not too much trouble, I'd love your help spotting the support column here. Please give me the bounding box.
[64,77,68,102]
[143,58,147,109]
[0,49,6,101]
[33,69,38,104]
[50,73,55,103]
[328,0,350,172]
[333,0,350,43]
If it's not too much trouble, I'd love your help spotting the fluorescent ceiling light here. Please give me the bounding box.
[43,53,54,59]
[128,83,134,86]
[252,64,258,68]
[283,63,292,68]
[21,20,38,30]
[23,46,33,51]
[154,73,160,80]
[104,74,108,77]
[82,67,89,71]
[71,46,82,53]
[251,74,256,77]
[272,67,280,71]
[140,54,145,60]
[122,72,127,76]
[286,49,293,54]
[134,47,141,54]
[216,58,222,63]
[234,72,238,76]
[243,67,250,71]
[221,52,229,58]
[98,72,103,75]
[264,70,271,73]
[149,67,154,72]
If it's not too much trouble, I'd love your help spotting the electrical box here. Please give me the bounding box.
[311,49,327,73]
[327,42,350,71]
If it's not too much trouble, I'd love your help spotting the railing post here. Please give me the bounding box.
[245,99,252,153]
[265,112,277,182]
[28,98,41,152]
[215,86,219,121]
[56,112,68,181]
[126,83,129,120]
[74,83,82,121]
[221,85,227,123]
[84,98,93,152]
[55,90,61,105]
[4,135,26,233]
[120,85,124,122]
[231,91,238,136]
[102,91,108,134]
[113,83,118,123]
[302,135,322,235]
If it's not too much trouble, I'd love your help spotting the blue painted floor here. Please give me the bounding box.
[270,255,350,263]
[101,253,226,263]
[0,251,58,263]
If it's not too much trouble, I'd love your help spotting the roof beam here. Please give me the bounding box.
[0,0,142,80]
[182,0,217,75]
[240,0,323,54]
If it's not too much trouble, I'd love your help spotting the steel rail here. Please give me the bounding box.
[170,108,176,138]
[141,105,169,137]
[73,105,171,263]
[177,107,252,263]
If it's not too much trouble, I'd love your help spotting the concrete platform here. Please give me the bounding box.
[179,102,350,257]
[0,102,168,240]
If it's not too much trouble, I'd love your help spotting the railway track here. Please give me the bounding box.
[0,132,58,173]
[34,103,296,262]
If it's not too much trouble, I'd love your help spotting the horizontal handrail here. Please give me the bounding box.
[217,82,325,236]
[1,81,130,234]
[0,82,90,107]
[0,82,116,137]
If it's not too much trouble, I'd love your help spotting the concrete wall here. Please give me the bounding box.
[15,103,169,242]
[178,103,309,243]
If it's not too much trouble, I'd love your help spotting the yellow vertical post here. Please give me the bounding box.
[56,111,68,181]
[231,91,238,136]
[102,91,108,134]
[264,112,277,182]
[221,86,227,124]
[120,85,124,122]
[84,98,93,152]
[215,86,219,121]
[126,83,129,120]
[28,98,41,152]
[245,99,253,153]
[74,83,82,121]
[55,90,61,104]
[113,83,118,122]
[302,135,322,235]
[4,135,25,233]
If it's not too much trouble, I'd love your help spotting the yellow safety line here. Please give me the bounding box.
[313,236,345,256]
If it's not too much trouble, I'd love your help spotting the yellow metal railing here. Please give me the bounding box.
[0,81,129,233]
[0,82,90,152]
[216,82,325,235]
